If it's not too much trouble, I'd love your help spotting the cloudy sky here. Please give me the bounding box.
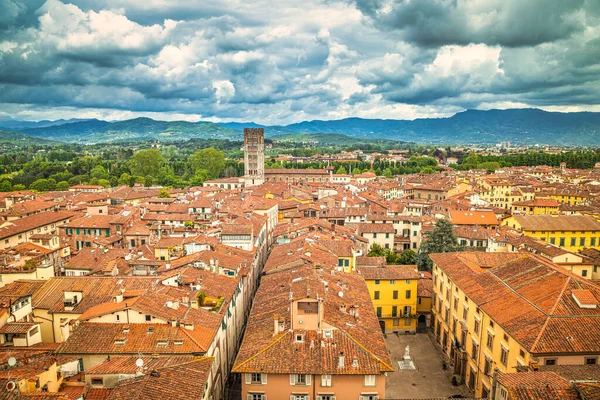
[0,0,599,124]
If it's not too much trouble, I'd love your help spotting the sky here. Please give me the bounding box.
[0,0,599,125]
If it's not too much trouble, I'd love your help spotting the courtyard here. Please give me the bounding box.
[385,332,471,399]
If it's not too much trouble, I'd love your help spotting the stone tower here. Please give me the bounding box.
[243,128,264,186]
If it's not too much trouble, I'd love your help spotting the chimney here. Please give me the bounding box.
[274,316,279,336]
[338,352,345,368]
[339,304,346,313]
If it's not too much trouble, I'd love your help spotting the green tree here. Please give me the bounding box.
[417,219,462,271]
[12,184,25,191]
[383,167,393,178]
[90,165,108,180]
[97,179,111,188]
[398,249,417,265]
[335,166,347,174]
[55,181,69,191]
[158,188,171,198]
[30,178,56,192]
[188,148,225,179]
[0,180,12,192]
[118,173,133,186]
[129,149,164,179]
[190,169,210,186]
[367,243,386,257]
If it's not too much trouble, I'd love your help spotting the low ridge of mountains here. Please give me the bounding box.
[1,108,600,146]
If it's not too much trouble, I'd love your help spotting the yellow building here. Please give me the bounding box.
[502,214,600,252]
[430,252,600,399]
[359,265,420,333]
[510,198,560,215]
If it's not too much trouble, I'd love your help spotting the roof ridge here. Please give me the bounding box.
[231,331,289,372]
[330,322,394,372]
[158,355,213,370]
[547,274,573,316]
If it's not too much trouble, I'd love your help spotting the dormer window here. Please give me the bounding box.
[157,340,168,347]
[147,326,154,333]
[295,334,304,343]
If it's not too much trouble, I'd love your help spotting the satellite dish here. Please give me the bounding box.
[166,301,173,308]
[7,357,16,367]
[136,358,144,368]
[338,291,344,298]
[6,381,16,391]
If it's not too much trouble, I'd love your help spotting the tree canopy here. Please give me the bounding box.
[417,218,462,271]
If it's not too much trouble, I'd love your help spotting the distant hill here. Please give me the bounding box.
[0,118,92,130]
[19,117,240,143]
[0,130,57,145]
[254,109,600,146]
[4,108,600,145]
[272,132,403,146]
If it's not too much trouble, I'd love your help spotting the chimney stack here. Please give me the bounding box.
[338,352,345,368]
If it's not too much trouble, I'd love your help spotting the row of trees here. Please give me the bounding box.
[0,146,231,192]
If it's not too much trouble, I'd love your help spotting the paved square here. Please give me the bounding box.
[385,333,470,399]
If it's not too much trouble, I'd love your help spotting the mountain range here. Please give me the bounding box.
[1,108,600,146]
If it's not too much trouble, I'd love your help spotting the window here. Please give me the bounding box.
[474,319,480,335]
[248,393,265,400]
[318,396,334,400]
[471,342,478,361]
[582,270,588,277]
[292,396,308,400]
[519,349,525,358]
[376,307,382,318]
[321,374,332,387]
[145,315,152,322]
[570,237,576,246]
[585,357,597,365]
[484,358,491,375]
[392,306,397,317]
[364,375,376,387]
[295,334,304,343]
[545,359,557,366]
[91,377,103,385]
[373,233,377,238]
[591,237,596,246]
[500,347,508,366]
[580,237,586,246]
[405,290,411,299]
[374,280,380,285]
[390,279,395,284]
[462,306,468,320]
[374,291,380,300]
[116,314,120,322]
[290,374,310,385]
[487,332,494,350]
[559,237,565,247]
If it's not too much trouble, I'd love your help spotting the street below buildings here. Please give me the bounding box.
[385,332,471,399]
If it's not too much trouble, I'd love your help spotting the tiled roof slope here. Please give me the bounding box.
[57,322,215,354]
[430,252,600,354]
[232,263,393,375]
[106,357,213,400]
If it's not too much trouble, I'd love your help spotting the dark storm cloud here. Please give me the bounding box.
[0,0,599,123]
[354,0,588,48]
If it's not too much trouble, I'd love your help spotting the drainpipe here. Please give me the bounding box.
[491,368,500,399]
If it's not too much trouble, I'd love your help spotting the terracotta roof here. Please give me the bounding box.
[430,252,600,354]
[449,210,498,225]
[106,357,212,400]
[513,214,600,231]
[0,211,75,240]
[358,265,420,280]
[57,322,215,354]
[0,322,36,334]
[233,261,393,375]
[497,371,579,400]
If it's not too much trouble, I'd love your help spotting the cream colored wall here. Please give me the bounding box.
[0,271,37,287]
[33,308,55,343]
